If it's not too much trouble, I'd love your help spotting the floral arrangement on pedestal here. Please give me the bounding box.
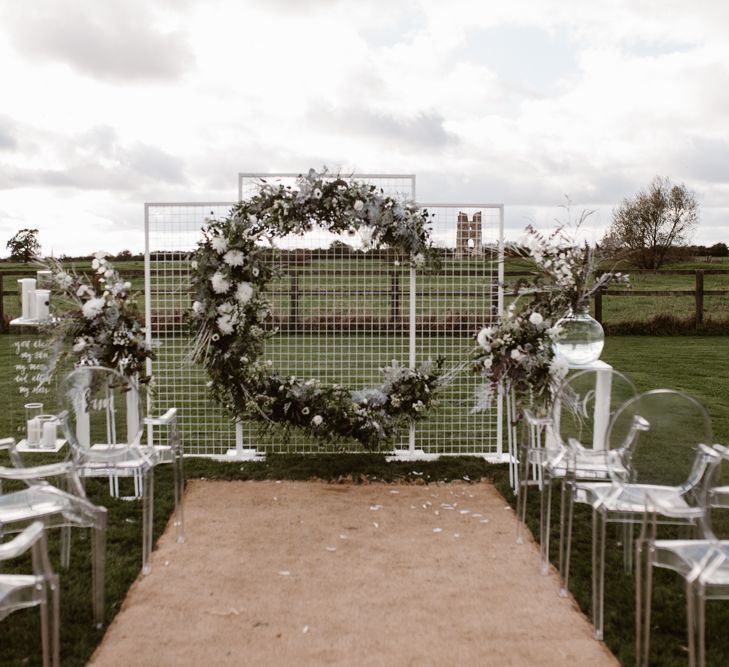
[46,254,154,382]
[473,216,629,415]
[189,168,443,449]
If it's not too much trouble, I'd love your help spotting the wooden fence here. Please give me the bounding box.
[2,268,728,332]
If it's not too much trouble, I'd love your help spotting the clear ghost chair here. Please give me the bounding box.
[0,522,60,667]
[636,444,729,667]
[105,377,185,545]
[0,438,106,627]
[58,365,158,574]
[516,368,636,587]
[587,389,714,642]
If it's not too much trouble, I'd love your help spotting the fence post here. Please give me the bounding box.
[389,271,400,324]
[695,270,704,329]
[289,271,300,331]
[0,274,4,332]
[594,287,603,325]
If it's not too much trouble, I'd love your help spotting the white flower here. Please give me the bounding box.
[191,260,198,270]
[211,333,220,342]
[311,415,323,427]
[210,236,228,254]
[550,357,569,380]
[217,302,233,315]
[211,272,230,294]
[476,327,493,348]
[248,214,257,224]
[510,348,525,362]
[353,200,364,212]
[483,357,493,369]
[91,259,100,270]
[236,281,254,304]
[390,396,401,407]
[217,314,234,335]
[252,267,259,277]
[56,272,73,288]
[104,269,114,279]
[413,253,426,267]
[192,301,204,314]
[529,312,544,327]
[72,338,87,353]
[76,284,91,298]
[223,250,244,266]
[82,297,105,319]
[546,324,563,341]
[313,188,322,199]
[302,407,310,415]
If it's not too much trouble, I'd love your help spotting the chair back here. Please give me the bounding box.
[58,366,143,461]
[606,389,713,488]
[552,367,637,452]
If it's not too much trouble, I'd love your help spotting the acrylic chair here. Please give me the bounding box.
[0,438,106,627]
[0,522,60,667]
[636,443,729,667]
[58,365,158,574]
[516,368,637,588]
[586,389,714,642]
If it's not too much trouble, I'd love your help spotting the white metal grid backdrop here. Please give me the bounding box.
[145,174,504,458]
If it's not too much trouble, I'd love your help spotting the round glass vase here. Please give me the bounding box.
[553,306,604,366]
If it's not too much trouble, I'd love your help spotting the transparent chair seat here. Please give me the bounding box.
[0,486,97,523]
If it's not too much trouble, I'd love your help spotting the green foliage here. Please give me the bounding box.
[6,228,41,263]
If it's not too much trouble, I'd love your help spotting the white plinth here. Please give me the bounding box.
[16,438,67,453]
[222,448,264,461]
[386,449,512,463]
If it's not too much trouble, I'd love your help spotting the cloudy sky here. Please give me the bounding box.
[1,0,728,256]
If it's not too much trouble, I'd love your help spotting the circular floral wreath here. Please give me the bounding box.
[189,169,443,449]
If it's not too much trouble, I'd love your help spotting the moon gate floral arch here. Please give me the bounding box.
[188,169,446,450]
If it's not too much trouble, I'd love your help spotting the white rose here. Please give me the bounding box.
[82,297,105,319]
[476,327,492,348]
[510,348,525,362]
[217,302,233,315]
[217,314,234,335]
[236,281,254,304]
[529,312,544,326]
[91,259,100,270]
[72,338,87,353]
[353,200,364,212]
[311,415,323,427]
[191,260,198,269]
[413,253,426,267]
[211,272,231,294]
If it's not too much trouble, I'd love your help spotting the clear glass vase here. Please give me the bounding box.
[553,306,604,366]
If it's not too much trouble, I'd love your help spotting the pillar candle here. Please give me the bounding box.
[18,278,36,320]
[27,417,42,445]
[42,420,57,448]
[34,290,50,321]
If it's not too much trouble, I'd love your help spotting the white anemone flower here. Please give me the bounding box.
[211,272,231,294]
[313,188,322,199]
[210,236,228,254]
[236,281,254,304]
[223,250,244,266]
[82,297,105,319]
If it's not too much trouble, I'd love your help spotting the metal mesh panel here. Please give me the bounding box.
[145,178,504,457]
[415,204,503,455]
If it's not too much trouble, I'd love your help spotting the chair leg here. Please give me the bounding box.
[60,526,71,569]
[540,472,552,575]
[516,445,529,545]
[174,450,185,544]
[39,586,50,667]
[592,507,606,641]
[50,573,60,667]
[697,582,706,667]
[142,468,154,575]
[92,509,107,628]
[559,477,574,597]
[623,521,634,573]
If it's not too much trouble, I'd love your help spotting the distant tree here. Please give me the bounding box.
[607,177,699,269]
[115,249,133,260]
[709,242,729,258]
[6,228,41,263]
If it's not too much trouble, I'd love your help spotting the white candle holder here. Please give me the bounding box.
[18,278,36,321]
[25,402,44,447]
[34,290,50,322]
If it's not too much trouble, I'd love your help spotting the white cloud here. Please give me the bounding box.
[0,0,727,255]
